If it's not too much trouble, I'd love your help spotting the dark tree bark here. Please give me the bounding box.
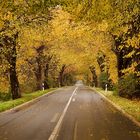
[11,33,21,99]
[59,64,66,87]
[43,55,53,89]
[113,36,133,78]
[44,63,49,89]
[97,52,106,72]
[114,48,124,78]
[35,45,45,90]
[9,54,21,99]
[113,15,140,78]
[2,33,21,99]
[89,66,98,87]
[35,58,43,90]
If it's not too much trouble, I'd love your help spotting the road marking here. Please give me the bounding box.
[74,90,77,95]
[51,113,59,123]
[74,121,78,140]
[72,98,75,102]
[48,87,78,140]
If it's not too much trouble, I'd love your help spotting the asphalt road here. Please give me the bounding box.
[0,86,140,140]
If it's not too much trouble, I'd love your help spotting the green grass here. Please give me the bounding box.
[0,88,56,113]
[95,88,140,122]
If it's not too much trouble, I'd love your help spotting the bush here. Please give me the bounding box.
[118,74,140,98]
[20,81,37,93]
[112,84,119,96]
[0,92,11,101]
[99,72,113,90]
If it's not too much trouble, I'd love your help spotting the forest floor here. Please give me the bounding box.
[95,88,140,122]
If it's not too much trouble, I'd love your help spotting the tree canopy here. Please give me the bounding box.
[0,0,139,99]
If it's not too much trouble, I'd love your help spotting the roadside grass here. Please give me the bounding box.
[95,88,140,122]
[0,88,56,113]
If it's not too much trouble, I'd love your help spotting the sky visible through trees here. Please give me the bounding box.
[0,0,139,99]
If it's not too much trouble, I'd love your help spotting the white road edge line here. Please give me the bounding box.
[48,87,78,140]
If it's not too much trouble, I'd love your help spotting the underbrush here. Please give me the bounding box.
[0,92,11,101]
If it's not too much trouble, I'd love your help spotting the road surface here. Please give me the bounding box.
[0,86,140,140]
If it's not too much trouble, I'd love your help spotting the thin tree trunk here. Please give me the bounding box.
[35,59,43,90]
[9,60,21,99]
[113,37,125,78]
[59,65,66,87]
[89,66,98,87]
[9,33,21,99]
[35,45,45,90]
[44,63,49,89]
[116,51,124,78]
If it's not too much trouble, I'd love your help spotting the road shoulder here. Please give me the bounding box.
[0,88,60,115]
[90,87,140,128]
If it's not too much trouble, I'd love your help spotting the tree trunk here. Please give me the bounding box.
[35,59,43,90]
[35,45,45,90]
[9,33,21,99]
[97,52,106,72]
[44,63,49,89]
[9,61,21,100]
[89,66,98,87]
[59,65,66,87]
[116,51,124,78]
[113,36,126,78]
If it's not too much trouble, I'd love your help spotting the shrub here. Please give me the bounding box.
[118,73,140,98]
[99,72,113,90]
[112,84,119,96]
[0,92,11,101]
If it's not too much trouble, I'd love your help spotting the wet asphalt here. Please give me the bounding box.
[0,86,140,140]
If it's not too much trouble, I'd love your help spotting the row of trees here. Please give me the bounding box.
[61,0,140,98]
[0,1,78,100]
[0,0,139,100]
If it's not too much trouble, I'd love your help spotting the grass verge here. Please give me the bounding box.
[95,88,140,122]
[0,88,56,113]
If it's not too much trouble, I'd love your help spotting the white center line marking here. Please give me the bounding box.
[72,98,75,102]
[51,113,59,123]
[48,87,78,140]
